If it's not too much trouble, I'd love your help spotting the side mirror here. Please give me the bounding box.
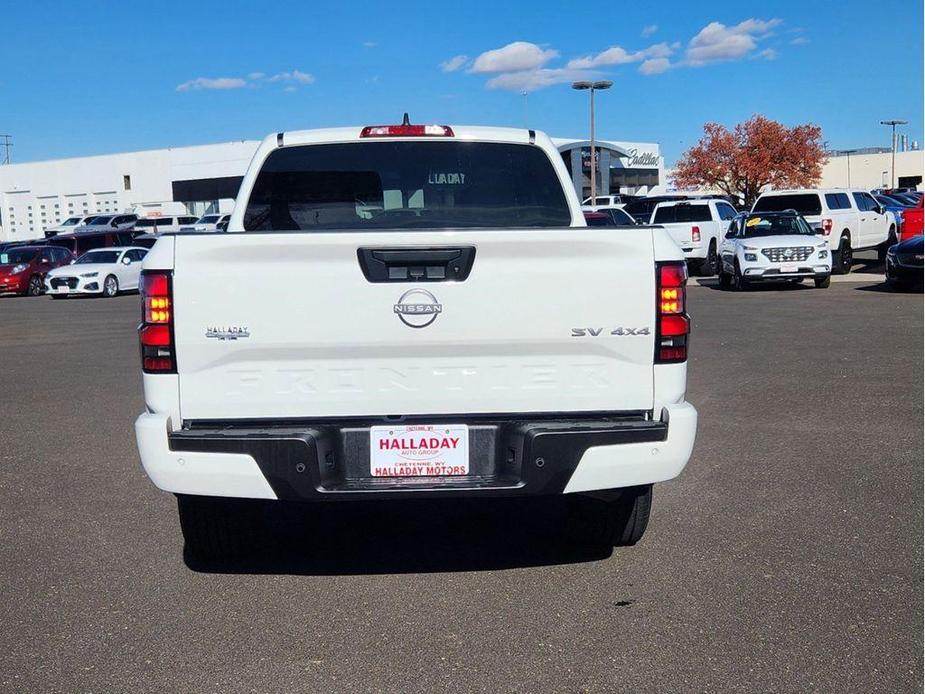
[40,258,49,264]
[725,229,737,239]
[69,259,76,264]
[122,257,132,265]
[876,205,885,215]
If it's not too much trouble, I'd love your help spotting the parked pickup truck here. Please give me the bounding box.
[649,198,740,275]
[134,122,698,560]
[751,189,896,274]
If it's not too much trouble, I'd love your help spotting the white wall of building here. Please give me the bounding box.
[0,141,259,242]
[820,149,923,190]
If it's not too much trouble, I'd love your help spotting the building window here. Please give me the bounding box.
[123,175,132,191]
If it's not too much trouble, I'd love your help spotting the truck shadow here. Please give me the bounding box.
[184,497,614,575]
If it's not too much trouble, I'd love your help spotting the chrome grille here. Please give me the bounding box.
[51,277,78,289]
[761,246,813,263]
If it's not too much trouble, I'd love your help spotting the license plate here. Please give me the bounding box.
[370,424,469,477]
[59,285,69,292]
[781,263,799,273]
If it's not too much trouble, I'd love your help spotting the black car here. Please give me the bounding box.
[885,235,924,290]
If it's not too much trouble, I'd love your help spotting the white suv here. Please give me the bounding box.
[751,189,896,274]
[719,211,831,289]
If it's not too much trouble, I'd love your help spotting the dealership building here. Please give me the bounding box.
[0,141,259,243]
[0,134,665,243]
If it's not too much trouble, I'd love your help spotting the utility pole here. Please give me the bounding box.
[0,135,11,165]
[880,119,907,189]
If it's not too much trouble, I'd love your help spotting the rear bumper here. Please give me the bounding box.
[0,274,28,294]
[135,403,697,500]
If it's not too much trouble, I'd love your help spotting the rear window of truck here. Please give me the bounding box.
[753,194,822,216]
[243,142,571,231]
[652,204,712,223]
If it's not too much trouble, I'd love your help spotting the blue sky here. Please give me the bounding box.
[1,0,922,165]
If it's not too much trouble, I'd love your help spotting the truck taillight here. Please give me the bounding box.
[691,226,701,242]
[656,262,689,364]
[360,124,454,138]
[139,271,175,373]
[821,218,833,235]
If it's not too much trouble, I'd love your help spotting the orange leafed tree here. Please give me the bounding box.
[673,115,826,207]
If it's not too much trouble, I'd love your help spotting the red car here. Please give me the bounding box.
[0,245,75,296]
[901,198,923,241]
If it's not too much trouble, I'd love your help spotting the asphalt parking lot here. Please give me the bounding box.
[0,269,921,692]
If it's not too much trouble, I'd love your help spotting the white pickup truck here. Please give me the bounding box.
[134,122,698,559]
[649,198,740,275]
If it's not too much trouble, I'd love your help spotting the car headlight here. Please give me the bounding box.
[10,263,27,275]
[79,272,99,278]
[743,246,758,251]
[744,253,757,262]
[818,250,828,258]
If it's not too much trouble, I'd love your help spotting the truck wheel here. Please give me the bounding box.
[701,241,720,276]
[718,268,732,290]
[814,275,831,288]
[567,485,653,547]
[832,235,852,275]
[176,494,266,562]
[877,226,897,262]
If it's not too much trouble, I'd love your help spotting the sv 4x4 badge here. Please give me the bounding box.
[571,327,651,337]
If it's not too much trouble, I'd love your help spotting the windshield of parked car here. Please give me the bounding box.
[243,141,572,231]
[197,215,221,224]
[61,217,82,226]
[0,249,39,265]
[75,250,120,264]
[134,219,157,228]
[87,215,113,225]
[752,194,822,216]
[741,215,815,238]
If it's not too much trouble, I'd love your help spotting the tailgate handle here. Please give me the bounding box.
[357,247,476,282]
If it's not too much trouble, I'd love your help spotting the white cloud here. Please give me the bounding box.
[269,69,315,85]
[441,55,469,72]
[470,41,559,74]
[755,48,778,60]
[485,68,596,92]
[177,69,315,93]
[283,86,297,92]
[686,18,781,65]
[641,24,658,37]
[567,42,675,69]
[362,41,378,48]
[176,77,248,92]
[639,57,671,75]
[790,36,809,45]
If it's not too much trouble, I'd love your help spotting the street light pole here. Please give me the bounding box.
[880,119,908,189]
[572,80,612,202]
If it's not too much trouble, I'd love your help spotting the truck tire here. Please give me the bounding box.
[567,485,653,547]
[814,275,831,288]
[832,234,852,275]
[697,241,719,276]
[877,226,897,262]
[176,494,266,562]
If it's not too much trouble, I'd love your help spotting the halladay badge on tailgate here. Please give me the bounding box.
[205,326,250,341]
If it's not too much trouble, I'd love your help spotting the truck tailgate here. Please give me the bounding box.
[172,229,657,420]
